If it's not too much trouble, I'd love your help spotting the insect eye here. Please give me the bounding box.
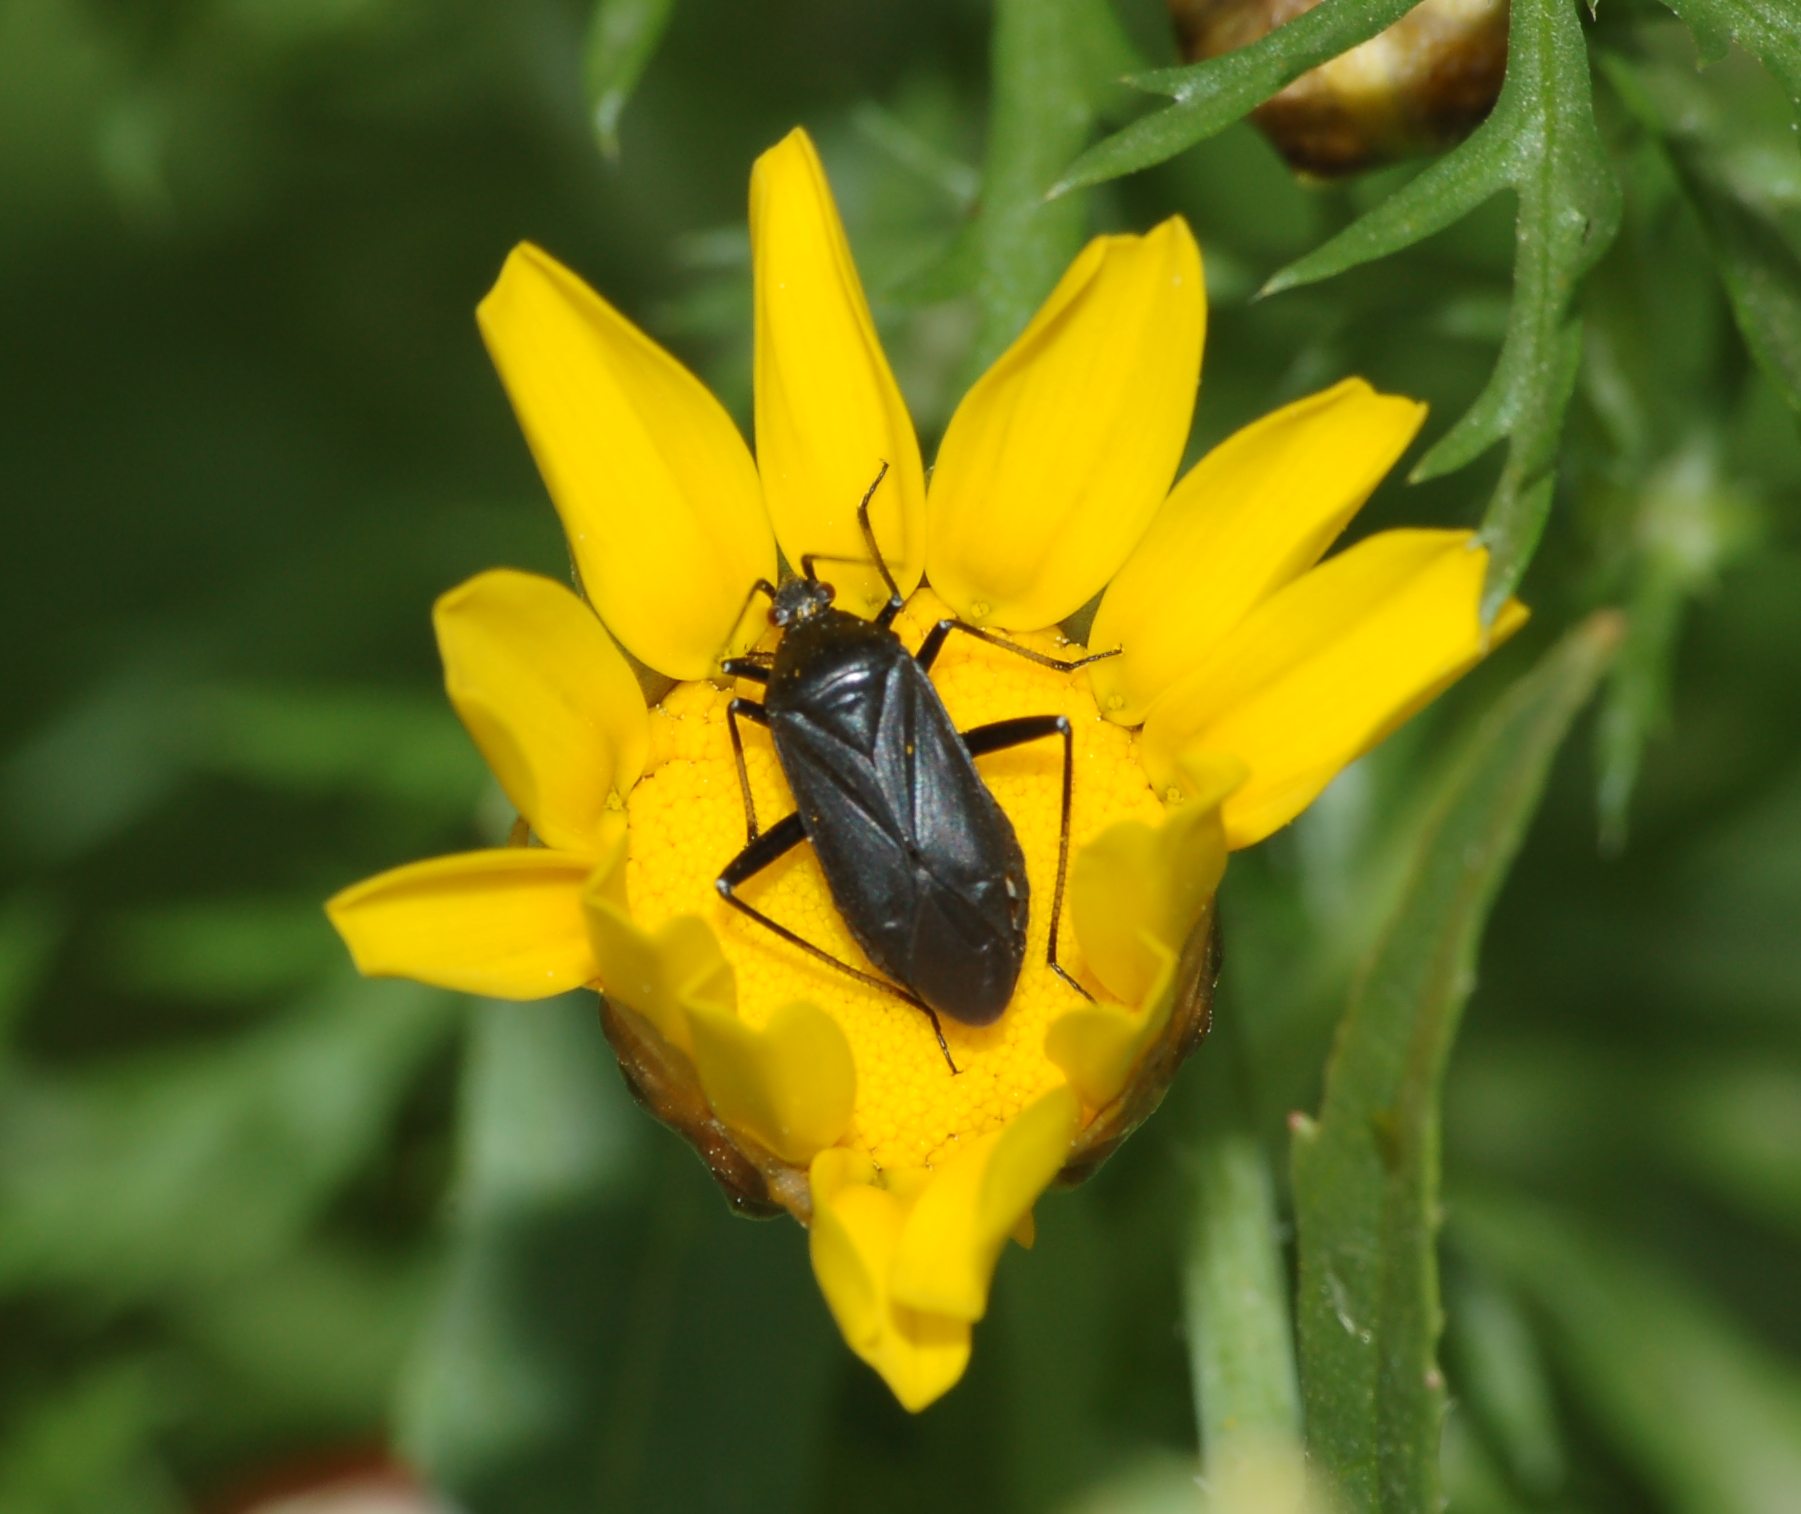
[816,581,835,601]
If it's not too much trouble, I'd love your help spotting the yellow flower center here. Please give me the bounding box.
[623,591,1160,1170]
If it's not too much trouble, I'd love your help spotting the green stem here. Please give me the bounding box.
[1184,1002,1303,1477]
[1187,1131,1303,1467]
[962,0,1135,379]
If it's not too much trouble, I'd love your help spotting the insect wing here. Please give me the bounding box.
[881,662,1029,1023]
[881,660,1014,893]
[770,689,921,976]
[771,656,1027,1024]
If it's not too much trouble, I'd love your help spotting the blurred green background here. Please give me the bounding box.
[3,1,1798,1510]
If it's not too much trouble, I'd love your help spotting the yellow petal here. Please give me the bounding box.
[580,834,731,1057]
[1068,752,1239,1005]
[925,219,1205,630]
[1044,951,1181,1113]
[477,243,775,680]
[888,1084,1079,1322]
[327,849,597,998]
[1089,379,1428,723]
[1141,531,1531,847]
[808,1156,972,1412]
[434,569,648,854]
[751,129,926,615]
[1049,754,1235,1111]
[813,1145,880,1205]
[687,998,855,1165]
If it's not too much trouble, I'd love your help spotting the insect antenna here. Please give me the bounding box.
[798,462,907,625]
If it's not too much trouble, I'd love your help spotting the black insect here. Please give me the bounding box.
[713,463,1117,1072]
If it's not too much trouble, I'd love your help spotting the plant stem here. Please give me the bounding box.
[1184,1000,1303,1480]
[963,0,1135,379]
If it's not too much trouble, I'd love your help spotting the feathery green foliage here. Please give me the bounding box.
[1050,0,1424,197]
[1261,0,1622,615]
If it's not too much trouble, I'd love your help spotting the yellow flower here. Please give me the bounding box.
[327,127,1526,1411]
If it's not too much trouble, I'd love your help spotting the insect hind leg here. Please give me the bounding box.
[715,813,959,1073]
[960,714,1092,1003]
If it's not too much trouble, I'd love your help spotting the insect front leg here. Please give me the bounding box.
[716,813,958,1073]
[721,653,773,677]
[723,697,771,842]
[961,714,1091,1003]
[915,619,1121,675]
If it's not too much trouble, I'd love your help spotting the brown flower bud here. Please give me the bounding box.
[1169,0,1509,176]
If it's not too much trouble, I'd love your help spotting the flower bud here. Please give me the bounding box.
[1170,0,1509,175]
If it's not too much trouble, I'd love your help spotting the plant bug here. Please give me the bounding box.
[714,464,1117,1072]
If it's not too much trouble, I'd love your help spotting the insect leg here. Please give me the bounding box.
[798,461,909,627]
[961,714,1091,1002]
[720,657,771,684]
[716,813,958,1072]
[725,698,771,842]
[915,618,1121,675]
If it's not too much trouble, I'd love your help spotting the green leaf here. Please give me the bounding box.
[1602,50,1801,414]
[1419,0,1621,613]
[1656,0,1801,104]
[1680,161,1801,412]
[0,891,62,1050]
[3,662,201,864]
[851,102,981,210]
[1051,0,1423,196]
[106,895,342,1005]
[172,1245,434,1432]
[1457,1195,1801,1514]
[1264,0,1621,617]
[0,1363,184,1514]
[1445,1270,1566,1496]
[0,974,453,1300]
[1291,614,1620,1512]
[1593,443,1761,844]
[400,1000,645,1511]
[583,0,677,160]
[1663,1060,1801,1244]
[995,1194,1115,1508]
[1449,1038,1801,1247]
[1059,1454,1225,1514]
[1437,1416,1553,1514]
[401,1002,836,1514]
[1258,129,1514,299]
[1594,543,1690,848]
[958,0,1143,375]
[198,683,484,812]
